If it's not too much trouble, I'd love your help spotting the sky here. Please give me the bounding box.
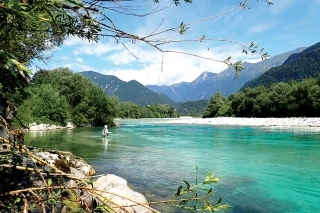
[33,0,320,86]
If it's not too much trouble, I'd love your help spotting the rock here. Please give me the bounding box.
[94,174,152,213]
[0,145,153,213]
[28,122,74,131]
[66,121,74,128]
[0,145,98,212]
[0,94,16,121]
[31,148,96,177]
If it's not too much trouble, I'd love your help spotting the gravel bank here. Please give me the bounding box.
[157,117,320,127]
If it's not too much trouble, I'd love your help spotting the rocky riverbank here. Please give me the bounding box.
[0,143,152,213]
[156,117,320,127]
[28,122,74,131]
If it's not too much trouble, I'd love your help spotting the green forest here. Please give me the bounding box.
[203,75,320,118]
[5,68,180,128]
[5,67,320,129]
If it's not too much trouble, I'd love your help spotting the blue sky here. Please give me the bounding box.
[33,0,320,86]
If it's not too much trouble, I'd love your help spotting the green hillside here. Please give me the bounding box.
[241,42,320,89]
[81,71,177,106]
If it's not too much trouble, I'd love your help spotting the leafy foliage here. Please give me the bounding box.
[204,75,320,118]
[150,168,229,212]
[178,100,209,117]
[10,68,183,127]
[11,68,118,127]
[203,93,230,118]
[0,0,101,94]
[14,84,70,127]
[118,102,179,119]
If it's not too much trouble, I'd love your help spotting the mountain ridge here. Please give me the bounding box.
[80,71,177,106]
[146,47,306,102]
[241,42,320,89]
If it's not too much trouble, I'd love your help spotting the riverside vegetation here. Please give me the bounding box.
[203,74,320,118]
[0,0,287,212]
[8,68,180,129]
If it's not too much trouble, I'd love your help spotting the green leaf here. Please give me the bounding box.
[10,58,32,74]
[175,185,183,196]
[48,178,52,187]
[218,204,230,209]
[183,180,190,190]
[217,196,222,204]
[203,171,220,184]
[14,197,21,204]
[206,188,212,196]
[204,171,215,182]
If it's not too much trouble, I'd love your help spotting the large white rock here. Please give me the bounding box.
[94,174,152,213]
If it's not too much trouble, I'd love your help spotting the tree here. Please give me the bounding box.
[0,0,101,94]
[1,0,271,97]
[11,84,70,127]
[26,68,118,126]
[203,92,230,118]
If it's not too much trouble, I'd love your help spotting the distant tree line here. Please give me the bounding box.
[8,68,179,128]
[203,75,320,118]
[119,102,179,119]
[178,100,209,117]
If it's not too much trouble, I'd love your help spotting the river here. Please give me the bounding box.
[24,118,320,213]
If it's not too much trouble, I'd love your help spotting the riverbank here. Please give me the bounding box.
[156,117,320,127]
[28,122,74,131]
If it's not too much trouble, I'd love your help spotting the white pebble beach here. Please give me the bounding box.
[157,117,320,128]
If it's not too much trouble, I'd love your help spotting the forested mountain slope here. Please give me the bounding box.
[241,42,320,89]
[81,71,177,106]
[177,99,209,117]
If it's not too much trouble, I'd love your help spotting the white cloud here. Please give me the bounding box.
[64,36,122,56]
[101,44,258,85]
[80,41,122,56]
[105,43,161,65]
[74,63,95,72]
[64,37,84,46]
[75,58,83,63]
[248,21,275,34]
[72,50,80,56]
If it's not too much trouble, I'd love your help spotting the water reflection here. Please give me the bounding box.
[102,137,109,150]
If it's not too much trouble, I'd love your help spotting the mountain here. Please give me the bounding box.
[241,42,320,89]
[177,99,209,117]
[80,71,177,106]
[147,47,306,102]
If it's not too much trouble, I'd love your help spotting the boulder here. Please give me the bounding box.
[94,174,152,213]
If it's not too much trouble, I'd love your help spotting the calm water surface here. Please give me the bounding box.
[25,119,320,213]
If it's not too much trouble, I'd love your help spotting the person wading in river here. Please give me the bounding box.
[102,125,109,137]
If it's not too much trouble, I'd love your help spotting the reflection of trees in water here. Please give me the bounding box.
[25,128,108,159]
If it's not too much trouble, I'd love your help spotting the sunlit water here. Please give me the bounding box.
[25,119,320,213]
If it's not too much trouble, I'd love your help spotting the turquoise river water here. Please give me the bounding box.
[24,118,320,213]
